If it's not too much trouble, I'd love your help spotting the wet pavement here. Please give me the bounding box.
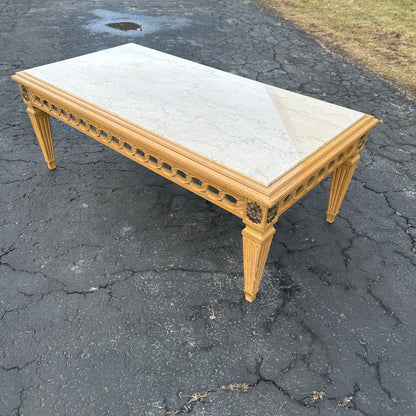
[1,0,415,415]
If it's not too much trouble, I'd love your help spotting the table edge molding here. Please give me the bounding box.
[13,72,378,211]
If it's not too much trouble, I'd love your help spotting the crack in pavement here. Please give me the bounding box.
[166,383,250,415]
[367,277,402,327]
[0,358,38,372]
[164,374,376,415]
[9,386,29,416]
[355,339,398,405]
[0,257,223,310]
[2,1,416,415]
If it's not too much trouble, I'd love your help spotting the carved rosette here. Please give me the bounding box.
[246,202,263,224]
[267,203,279,223]
[20,85,30,102]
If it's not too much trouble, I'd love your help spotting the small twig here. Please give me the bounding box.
[166,383,249,415]
[207,306,216,320]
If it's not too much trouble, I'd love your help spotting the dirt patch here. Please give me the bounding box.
[260,0,416,96]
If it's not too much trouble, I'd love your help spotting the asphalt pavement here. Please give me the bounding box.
[1,0,415,415]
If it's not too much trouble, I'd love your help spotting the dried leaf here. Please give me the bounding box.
[339,396,353,407]
[312,391,325,401]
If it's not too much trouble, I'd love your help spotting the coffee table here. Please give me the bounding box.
[12,44,378,301]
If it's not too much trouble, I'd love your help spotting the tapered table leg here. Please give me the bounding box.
[26,106,56,170]
[242,225,276,302]
[326,154,360,223]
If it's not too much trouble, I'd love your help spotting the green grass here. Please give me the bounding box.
[260,0,416,94]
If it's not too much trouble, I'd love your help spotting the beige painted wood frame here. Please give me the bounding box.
[12,72,378,301]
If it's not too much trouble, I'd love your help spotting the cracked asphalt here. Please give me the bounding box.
[1,0,415,415]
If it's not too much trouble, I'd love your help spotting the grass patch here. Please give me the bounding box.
[260,0,416,94]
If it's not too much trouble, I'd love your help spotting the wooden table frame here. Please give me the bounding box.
[12,72,378,301]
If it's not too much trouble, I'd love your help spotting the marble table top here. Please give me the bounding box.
[24,43,365,186]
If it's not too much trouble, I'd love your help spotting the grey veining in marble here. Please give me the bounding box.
[25,43,364,185]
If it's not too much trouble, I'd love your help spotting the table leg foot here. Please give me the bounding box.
[326,154,360,223]
[26,106,56,170]
[242,225,275,302]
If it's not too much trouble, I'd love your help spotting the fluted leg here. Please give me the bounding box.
[242,225,276,302]
[326,154,360,223]
[26,106,56,170]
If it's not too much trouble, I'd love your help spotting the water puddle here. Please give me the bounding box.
[106,22,143,32]
[84,9,194,37]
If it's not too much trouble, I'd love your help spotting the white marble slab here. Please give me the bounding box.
[25,43,365,186]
